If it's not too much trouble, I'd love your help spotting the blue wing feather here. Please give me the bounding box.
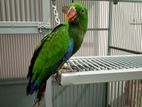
[64,38,74,61]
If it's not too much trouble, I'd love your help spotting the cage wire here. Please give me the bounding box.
[0,0,142,107]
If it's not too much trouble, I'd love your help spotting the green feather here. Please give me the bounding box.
[28,24,70,85]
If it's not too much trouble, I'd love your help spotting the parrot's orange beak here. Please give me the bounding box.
[66,6,77,22]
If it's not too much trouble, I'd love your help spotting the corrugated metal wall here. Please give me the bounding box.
[77,0,109,56]
[0,0,44,79]
[0,0,43,21]
[109,80,142,107]
[52,81,106,107]
[0,34,43,79]
[111,2,142,55]
[109,2,142,107]
[0,0,46,106]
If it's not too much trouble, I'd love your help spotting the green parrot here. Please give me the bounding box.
[26,2,88,106]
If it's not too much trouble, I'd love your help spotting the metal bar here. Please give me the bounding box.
[109,46,142,54]
[105,82,109,107]
[0,22,50,27]
[0,22,51,34]
[130,23,142,25]
[85,0,142,3]
[61,68,142,85]
[72,54,142,59]
[111,0,142,3]
[107,1,113,55]
[41,28,109,31]
[88,28,109,31]
[106,2,113,107]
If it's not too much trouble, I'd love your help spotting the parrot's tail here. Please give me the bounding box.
[32,82,47,107]
[26,82,38,95]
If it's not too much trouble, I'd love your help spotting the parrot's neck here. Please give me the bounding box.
[68,23,87,54]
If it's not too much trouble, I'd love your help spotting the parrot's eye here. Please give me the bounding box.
[80,9,85,15]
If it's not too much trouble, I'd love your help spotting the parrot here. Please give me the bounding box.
[26,2,88,107]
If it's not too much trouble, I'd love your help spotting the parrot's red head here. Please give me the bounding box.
[66,6,77,22]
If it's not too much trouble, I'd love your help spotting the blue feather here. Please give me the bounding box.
[26,81,38,95]
[64,38,74,61]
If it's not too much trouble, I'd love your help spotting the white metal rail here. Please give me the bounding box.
[61,55,142,85]
[0,22,51,34]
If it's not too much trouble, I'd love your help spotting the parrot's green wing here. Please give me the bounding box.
[27,24,70,95]
[27,34,49,78]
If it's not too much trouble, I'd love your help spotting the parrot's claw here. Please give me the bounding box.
[32,102,40,107]
[61,65,74,72]
[55,63,78,83]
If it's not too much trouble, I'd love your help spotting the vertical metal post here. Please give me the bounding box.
[94,1,100,55]
[45,77,53,107]
[107,1,113,55]
[105,1,113,107]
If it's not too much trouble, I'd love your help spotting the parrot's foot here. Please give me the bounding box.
[32,102,40,107]
[61,65,74,72]
[55,63,79,83]
[69,64,80,71]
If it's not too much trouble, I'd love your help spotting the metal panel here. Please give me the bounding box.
[0,0,43,21]
[0,0,51,34]
[109,80,142,107]
[0,22,51,34]
[52,80,106,107]
[110,2,142,55]
[108,2,142,107]
[76,0,109,29]
[73,31,108,56]
[0,34,43,79]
